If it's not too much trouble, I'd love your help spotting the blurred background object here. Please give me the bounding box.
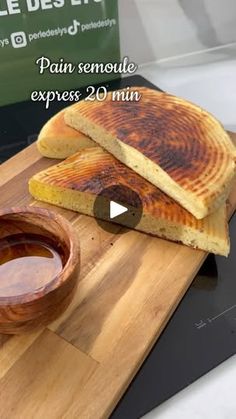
[119,0,236,63]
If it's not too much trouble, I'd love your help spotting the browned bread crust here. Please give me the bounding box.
[65,87,236,219]
[29,147,230,256]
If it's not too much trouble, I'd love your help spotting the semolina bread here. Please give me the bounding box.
[37,106,95,159]
[29,147,230,256]
[65,87,236,219]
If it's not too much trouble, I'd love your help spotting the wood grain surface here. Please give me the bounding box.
[0,132,235,419]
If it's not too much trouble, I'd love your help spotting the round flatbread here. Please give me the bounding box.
[37,105,95,159]
[65,86,236,219]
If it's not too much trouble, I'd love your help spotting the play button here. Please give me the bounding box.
[110,201,128,219]
[93,184,143,234]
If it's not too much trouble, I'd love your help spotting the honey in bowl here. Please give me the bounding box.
[0,233,63,298]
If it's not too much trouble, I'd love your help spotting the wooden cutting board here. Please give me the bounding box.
[0,133,236,419]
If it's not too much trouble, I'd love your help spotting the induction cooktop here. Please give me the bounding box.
[1,75,235,419]
[112,213,236,418]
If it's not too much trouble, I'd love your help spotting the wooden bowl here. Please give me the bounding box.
[0,207,80,334]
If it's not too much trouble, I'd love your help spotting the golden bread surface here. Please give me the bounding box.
[65,87,236,219]
[29,147,230,256]
[37,106,95,159]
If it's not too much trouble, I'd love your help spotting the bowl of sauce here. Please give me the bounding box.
[0,207,80,334]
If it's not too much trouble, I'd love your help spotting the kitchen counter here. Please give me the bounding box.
[144,354,236,419]
[138,50,236,419]
[139,45,236,131]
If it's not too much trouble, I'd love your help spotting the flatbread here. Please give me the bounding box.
[65,87,236,219]
[37,106,95,159]
[29,147,230,256]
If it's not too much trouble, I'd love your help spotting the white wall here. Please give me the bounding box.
[119,0,236,64]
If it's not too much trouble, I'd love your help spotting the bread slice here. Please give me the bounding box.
[37,106,95,159]
[29,147,230,256]
[65,87,236,219]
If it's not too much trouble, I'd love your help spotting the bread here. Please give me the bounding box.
[65,87,236,219]
[29,147,230,256]
[37,106,95,159]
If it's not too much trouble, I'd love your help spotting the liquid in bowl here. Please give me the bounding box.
[0,233,64,298]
